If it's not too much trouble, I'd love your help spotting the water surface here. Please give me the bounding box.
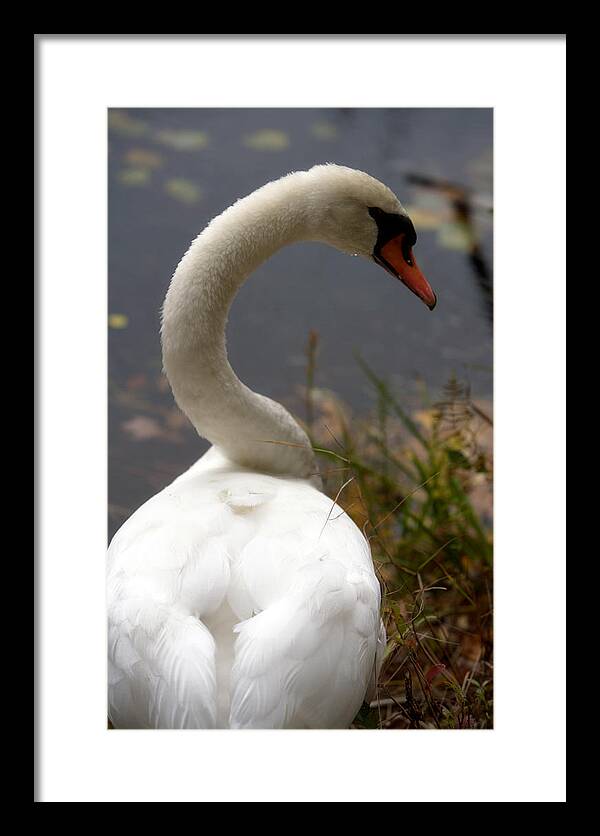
[108,108,493,539]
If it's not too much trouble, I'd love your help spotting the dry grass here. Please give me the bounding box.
[301,335,493,729]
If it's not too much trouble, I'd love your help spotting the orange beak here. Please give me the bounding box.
[375,235,437,310]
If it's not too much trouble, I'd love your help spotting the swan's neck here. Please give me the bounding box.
[161,172,318,480]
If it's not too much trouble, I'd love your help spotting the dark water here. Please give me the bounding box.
[108,108,493,540]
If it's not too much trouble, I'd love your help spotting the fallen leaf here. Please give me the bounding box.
[425,664,447,684]
[438,222,474,252]
[311,121,338,141]
[243,129,290,151]
[108,313,129,329]
[108,110,149,137]
[165,178,201,204]
[460,635,482,663]
[155,129,209,151]
[125,148,162,169]
[126,373,148,391]
[117,168,150,186]
[403,205,446,230]
[121,415,163,441]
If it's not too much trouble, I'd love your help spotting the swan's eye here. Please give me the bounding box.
[368,207,417,253]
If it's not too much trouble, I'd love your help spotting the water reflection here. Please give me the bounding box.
[108,108,493,539]
[406,172,493,322]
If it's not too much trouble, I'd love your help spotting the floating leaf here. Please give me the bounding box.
[121,415,163,441]
[125,148,162,169]
[108,313,129,329]
[403,205,445,231]
[108,110,149,137]
[165,178,201,205]
[243,129,289,151]
[438,222,474,252]
[155,129,209,151]
[311,121,338,141]
[117,168,150,186]
[126,373,148,391]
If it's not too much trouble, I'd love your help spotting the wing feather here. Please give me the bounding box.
[229,554,380,729]
[108,457,382,729]
[108,600,218,728]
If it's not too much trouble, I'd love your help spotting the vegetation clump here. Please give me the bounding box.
[302,335,493,729]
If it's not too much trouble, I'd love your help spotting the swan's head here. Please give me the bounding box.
[304,164,437,310]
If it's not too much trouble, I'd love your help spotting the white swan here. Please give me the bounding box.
[107,164,436,729]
